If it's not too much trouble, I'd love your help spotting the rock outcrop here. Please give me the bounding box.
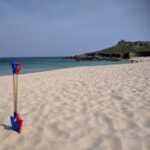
[73,40,150,61]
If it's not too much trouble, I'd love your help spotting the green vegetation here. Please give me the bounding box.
[98,40,150,55]
[75,40,150,60]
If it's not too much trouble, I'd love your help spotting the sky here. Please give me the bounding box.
[0,0,150,57]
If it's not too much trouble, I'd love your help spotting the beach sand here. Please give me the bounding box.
[0,61,150,150]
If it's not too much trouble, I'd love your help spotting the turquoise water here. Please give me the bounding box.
[0,57,128,76]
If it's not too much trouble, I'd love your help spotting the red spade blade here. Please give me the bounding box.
[16,113,23,133]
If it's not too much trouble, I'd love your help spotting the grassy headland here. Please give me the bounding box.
[74,40,150,61]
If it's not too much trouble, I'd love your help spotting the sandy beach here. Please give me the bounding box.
[0,61,150,150]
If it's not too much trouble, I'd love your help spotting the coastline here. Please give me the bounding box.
[128,56,150,63]
[0,60,150,150]
[0,57,129,77]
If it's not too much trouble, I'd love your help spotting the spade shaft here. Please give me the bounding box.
[13,74,19,113]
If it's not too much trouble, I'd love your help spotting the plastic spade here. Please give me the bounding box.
[10,62,23,133]
[10,112,19,131]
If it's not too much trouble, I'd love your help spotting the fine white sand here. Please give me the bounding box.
[0,61,150,150]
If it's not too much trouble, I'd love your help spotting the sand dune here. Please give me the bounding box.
[0,61,150,150]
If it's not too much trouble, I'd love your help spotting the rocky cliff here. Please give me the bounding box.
[74,40,150,61]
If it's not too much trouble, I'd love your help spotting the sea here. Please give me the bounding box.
[0,57,129,76]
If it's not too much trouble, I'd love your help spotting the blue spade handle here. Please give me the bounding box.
[11,62,18,74]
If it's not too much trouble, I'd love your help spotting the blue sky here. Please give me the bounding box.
[0,0,149,57]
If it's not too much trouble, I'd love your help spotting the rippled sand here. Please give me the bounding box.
[0,61,150,150]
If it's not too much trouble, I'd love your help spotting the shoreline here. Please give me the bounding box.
[0,59,129,77]
[128,56,150,63]
[1,56,150,77]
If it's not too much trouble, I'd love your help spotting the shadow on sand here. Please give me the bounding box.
[0,124,12,131]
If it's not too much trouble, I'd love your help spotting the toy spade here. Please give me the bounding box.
[10,62,23,133]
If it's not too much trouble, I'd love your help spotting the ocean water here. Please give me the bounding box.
[0,57,128,76]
